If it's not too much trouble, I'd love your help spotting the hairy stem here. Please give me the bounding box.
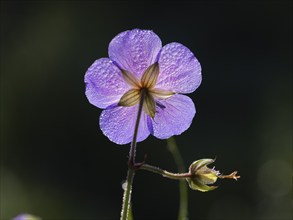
[139,163,192,179]
[121,168,135,220]
[167,137,189,220]
[120,90,146,220]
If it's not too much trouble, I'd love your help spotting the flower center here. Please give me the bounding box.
[118,62,174,118]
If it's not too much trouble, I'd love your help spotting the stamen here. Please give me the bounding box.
[156,101,166,109]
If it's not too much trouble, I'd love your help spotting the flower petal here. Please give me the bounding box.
[84,58,130,109]
[108,29,162,79]
[100,105,150,145]
[150,94,196,139]
[156,42,202,94]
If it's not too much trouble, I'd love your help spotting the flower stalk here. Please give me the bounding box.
[139,164,192,179]
[121,168,135,220]
[120,89,146,220]
[128,89,146,166]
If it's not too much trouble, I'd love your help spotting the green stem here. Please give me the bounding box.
[120,90,146,220]
[167,137,189,220]
[167,137,186,173]
[139,163,192,180]
[128,203,133,220]
[121,168,135,220]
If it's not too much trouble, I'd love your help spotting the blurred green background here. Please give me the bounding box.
[1,1,292,220]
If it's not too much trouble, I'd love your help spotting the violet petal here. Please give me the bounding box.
[150,94,196,139]
[156,42,202,94]
[100,105,150,144]
[84,58,130,109]
[108,29,162,80]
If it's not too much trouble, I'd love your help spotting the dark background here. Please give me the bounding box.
[1,1,292,220]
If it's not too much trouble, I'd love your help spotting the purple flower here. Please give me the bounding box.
[85,29,202,144]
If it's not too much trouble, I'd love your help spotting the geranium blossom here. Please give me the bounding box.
[85,29,202,144]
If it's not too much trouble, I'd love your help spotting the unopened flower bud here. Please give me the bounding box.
[186,158,240,192]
